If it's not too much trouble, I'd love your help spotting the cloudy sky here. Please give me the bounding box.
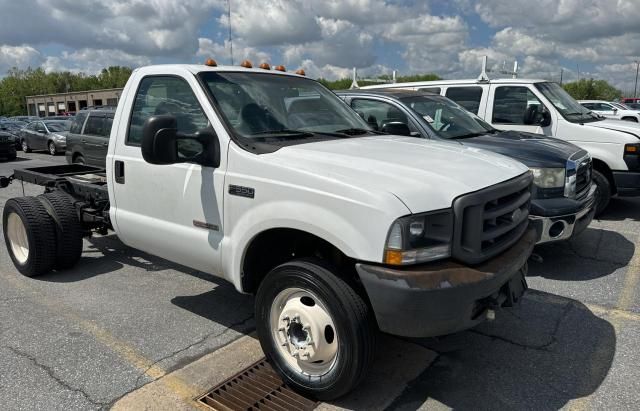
[1,0,639,92]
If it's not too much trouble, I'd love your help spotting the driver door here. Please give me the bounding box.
[111,74,225,276]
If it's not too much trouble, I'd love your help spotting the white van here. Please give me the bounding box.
[363,78,640,215]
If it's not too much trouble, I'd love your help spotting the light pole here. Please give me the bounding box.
[634,60,639,98]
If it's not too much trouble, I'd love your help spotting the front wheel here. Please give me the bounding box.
[48,142,57,156]
[592,169,612,217]
[255,259,376,400]
[21,140,31,153]
[73,154,85,165]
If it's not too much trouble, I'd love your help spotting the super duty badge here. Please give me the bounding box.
[229,185,255,199]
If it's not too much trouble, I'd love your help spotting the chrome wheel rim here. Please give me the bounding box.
[49,143,55,155]
[7,212,29,265]
[270,288,338,376]
[21,141,27,151]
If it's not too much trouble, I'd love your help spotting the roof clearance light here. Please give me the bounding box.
[204,58,217,67]
[274,65,286,72]
[259,62,271,70]
[240,60,253,68]
[295,69,306,76]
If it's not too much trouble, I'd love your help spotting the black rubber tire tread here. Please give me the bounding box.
[38,191,84,269]
[2,196,57,277]
[255,258,376,401]
[592,169,611,217]
[73,154,85,164]
[48,141,56,156]
[21,140,31,153]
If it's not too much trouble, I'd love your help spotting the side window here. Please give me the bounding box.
[83,115,105,136]
[103,115,114,138]
[418,87,441,95]
[599,103,614,111]
[127,76,209,147]
[445,87,483,114]
[35,122,45,133]
[350,99,417,134]
[70,112,88,134]
[492,86,544,125]
[581,103,594,110]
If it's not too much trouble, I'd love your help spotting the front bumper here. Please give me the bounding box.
[613,171,640,197]
[529,183,596,244]
[356,226,536,338]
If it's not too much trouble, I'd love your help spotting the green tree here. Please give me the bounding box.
[563,78,622,101]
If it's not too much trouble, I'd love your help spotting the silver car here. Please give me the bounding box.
[19,120,71,155]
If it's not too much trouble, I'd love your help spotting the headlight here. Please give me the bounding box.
[52,133,66,142]
[530,167,565,188]
[384,210,453,265]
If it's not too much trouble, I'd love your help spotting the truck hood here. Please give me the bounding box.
[271,135,529,212]
[587,119,640,138]
[458,130,581,168]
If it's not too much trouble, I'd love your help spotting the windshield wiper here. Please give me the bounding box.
[332,128,379,136]
[250,129,315,137]
[447,132,485,139]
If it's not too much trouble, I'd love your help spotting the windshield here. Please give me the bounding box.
[535,82,602,123]
[399,95,493,139]
[199,72,373,141]
[45,121,71,132]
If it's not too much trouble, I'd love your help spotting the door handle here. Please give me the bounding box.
[81,139,86,143]
[114,160,125,184]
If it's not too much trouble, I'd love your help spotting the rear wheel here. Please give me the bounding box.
[2,197,57,277]
[21,140,31,153]
[38,191,84,269]
[621,117,639,122]
[48,141,57,156]
[592,169,611,217]
[255,259,376,400]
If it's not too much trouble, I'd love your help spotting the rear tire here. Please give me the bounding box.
[592,169,611,217]
[2,197,57,277]
[255,259,376,400]
[38,192,84,269]
[21,140,31,153]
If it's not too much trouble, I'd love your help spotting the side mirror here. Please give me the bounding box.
[539,109,551,127]
[612,107,618,114]
[141,115,179,165]
[381,121,411,136]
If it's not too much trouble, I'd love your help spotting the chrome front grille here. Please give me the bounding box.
[567,151,592,200]
[452,172,532,265]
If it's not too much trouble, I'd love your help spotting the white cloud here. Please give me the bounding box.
[42,49,151,74]
[0,45,43,74]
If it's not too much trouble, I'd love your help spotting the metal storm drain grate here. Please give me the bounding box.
[198,359,318,411]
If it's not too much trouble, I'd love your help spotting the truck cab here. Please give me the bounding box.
[363,79,640,215]
[2,62,536,400]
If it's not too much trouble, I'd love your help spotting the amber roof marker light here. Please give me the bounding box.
[295,69,306,76]
[274,65,286,72]
[204,59,217,67]
[240,60,253,68]
[259,63,271,70]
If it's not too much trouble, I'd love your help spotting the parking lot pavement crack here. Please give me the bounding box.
[133,313,255,388]
[469,301,575,351]
[3,345,106,408]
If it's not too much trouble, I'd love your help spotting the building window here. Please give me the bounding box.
[106,98,118,106]
[93,99,103,107]
[79,100,88,110]
[67,101,77,112]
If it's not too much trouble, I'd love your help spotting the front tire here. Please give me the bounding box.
[2,197,57,277]
[255,259,376,400]
[48,141,57,156]
[592,169,611,217]
[21,140,31,153]
[73,154,85,165]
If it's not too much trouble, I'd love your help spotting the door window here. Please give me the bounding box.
[70,112,88,134]
[418,87,441,95]
[445,87,483,114]
[350,98,417,134]
[492,86,544,125]
[35,122,45,133]
[84,115,105,136]
[103,115,114,138]
[127,76,210,155]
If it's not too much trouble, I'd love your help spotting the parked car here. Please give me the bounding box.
[0,120,26,150]
[622,97,640,104]
[627,102,640,110]
[0,128,17,161]
[578,100,640,122]
[19,120,71,155]
[364,78,640,215]
[65,108,115,167]
[1,62,536,400]
[338,89,595,243]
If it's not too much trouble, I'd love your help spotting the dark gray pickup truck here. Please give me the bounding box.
[337,89,596,244]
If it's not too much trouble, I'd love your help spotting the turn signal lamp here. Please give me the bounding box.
[274,65,286,72]
[295,69,306,76]
[240,60,253,68]
[204,58,217,67]
[384,250,403,265]
[625,144,639,153]
[259,62,271,70]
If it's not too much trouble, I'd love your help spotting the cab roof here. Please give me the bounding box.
[336,88,439,99]
[134,64,306,79]
[361,77,550,90]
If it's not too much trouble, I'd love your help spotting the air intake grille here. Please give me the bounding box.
[198,359,318,411]
[452,172,533,265]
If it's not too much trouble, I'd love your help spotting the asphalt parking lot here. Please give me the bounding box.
[1,152,639,410]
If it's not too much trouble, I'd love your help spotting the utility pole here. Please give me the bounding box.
[634,60,639,98]
[227,0,234,65]
[560,68,563,85]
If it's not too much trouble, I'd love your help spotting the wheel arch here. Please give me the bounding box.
[592,157,617,194]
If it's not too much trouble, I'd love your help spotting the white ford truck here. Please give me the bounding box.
[364,78,640,216]
[0,63,536,399]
